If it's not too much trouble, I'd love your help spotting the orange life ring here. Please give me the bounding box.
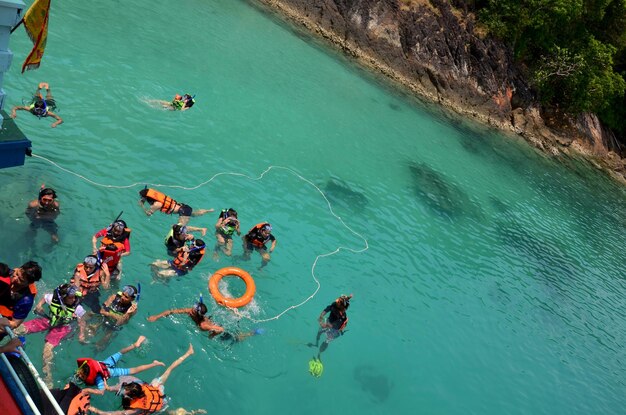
[209,267,256,308]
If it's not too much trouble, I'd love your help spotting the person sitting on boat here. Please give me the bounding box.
[88,344,194,415]
[139,187,213,225]
[212,208,241,261]
[242,222,276,269]
[25,186,61,243]
[10,82,63,127]
[71,255,110,314]
[151,239,206,278]
[16,283,87,385]
[0,261,42,339]
[92,220,131,280]
[77,335,165,395]
[164,224,206,256]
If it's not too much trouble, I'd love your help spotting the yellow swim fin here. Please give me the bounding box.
[308,357,324,378]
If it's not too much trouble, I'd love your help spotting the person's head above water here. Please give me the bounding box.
[335,294,352,309]
[38,187,57,204]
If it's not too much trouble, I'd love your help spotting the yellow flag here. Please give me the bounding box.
[21,0,51,73]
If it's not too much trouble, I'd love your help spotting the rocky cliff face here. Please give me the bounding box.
[256,0,626,182]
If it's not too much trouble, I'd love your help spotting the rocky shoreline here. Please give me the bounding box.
[253,0,626,185]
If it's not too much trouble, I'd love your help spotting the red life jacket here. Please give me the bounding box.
[99,231,130,269]
[127,384,164,413]
[145,189,180,214]
[0,276,37,319]
[76,358,111,385]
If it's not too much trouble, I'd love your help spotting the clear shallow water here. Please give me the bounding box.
[1,0,626,413]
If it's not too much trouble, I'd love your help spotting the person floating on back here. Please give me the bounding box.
[25,186,60,243]
[151,239,206,278]
[242,222,276,270]
[138,187,213,226]
[10,82,63,127]
[77,335,165,395]
[147,93,195,111]
[88,343,194,415]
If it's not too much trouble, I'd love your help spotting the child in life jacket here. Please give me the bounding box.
[77,335,164,395]
[88,344,194,415]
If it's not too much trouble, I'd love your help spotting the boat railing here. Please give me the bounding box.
[2,325,65,415]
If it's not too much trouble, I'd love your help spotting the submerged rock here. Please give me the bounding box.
[353,365,393,403]
[323,176,369,212]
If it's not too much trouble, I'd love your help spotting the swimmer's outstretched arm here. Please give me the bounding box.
[146,308,191,322]
[48,112,63,128]
[10,106,29,118]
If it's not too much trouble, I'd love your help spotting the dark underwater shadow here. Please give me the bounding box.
[408,161,483,221]
[323,176,369,213]
[353,365,393,403]
[495,217,579,292]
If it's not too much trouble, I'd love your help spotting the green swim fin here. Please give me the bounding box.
[308,357,323,378]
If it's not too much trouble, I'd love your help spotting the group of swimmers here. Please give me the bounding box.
[0,87,353,413]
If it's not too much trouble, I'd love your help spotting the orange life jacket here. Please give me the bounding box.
[247,223,271,248]
[145,189,180,214]
[75,358,110,385]
[127,384,164,413]
[99,231,130,269]
[74,264,103,295]
[0,275,37,318]
[172,247,205,271]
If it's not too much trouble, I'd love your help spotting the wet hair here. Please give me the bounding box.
[20,261,42,283]
[0,263,10,277]
[227,208,238,218]
[38,188,57,201]
[336,295,351,309]
[183,94,194,108]
[194,239,205,248]
[139,188,148,199]
[121,382,145,408]
[194,302,208,316]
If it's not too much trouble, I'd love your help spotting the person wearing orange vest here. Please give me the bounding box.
[92,220,132,280]
[138,187,213,226]
[0,261,42,340]
[242,222,276,270]
[88,343,194,415]
[308,295,352,361]
[78,335,165,396]
[151,239,206,278]
[71,255,110,313]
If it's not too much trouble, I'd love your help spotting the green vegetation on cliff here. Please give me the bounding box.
[475,0,626,138]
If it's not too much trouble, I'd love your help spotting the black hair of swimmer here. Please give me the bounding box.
[227,208,238,218]
[38,187,57,200]
[183,94,194,108]
[20,261,43,283]
[138,188,148,199]
[194,239,205,248]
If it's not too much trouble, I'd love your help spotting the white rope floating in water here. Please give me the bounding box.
[31,153,369,322]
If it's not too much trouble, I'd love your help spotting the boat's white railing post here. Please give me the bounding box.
[3,325,65,415]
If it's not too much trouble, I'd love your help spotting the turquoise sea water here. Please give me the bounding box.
[1,0,626,413]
